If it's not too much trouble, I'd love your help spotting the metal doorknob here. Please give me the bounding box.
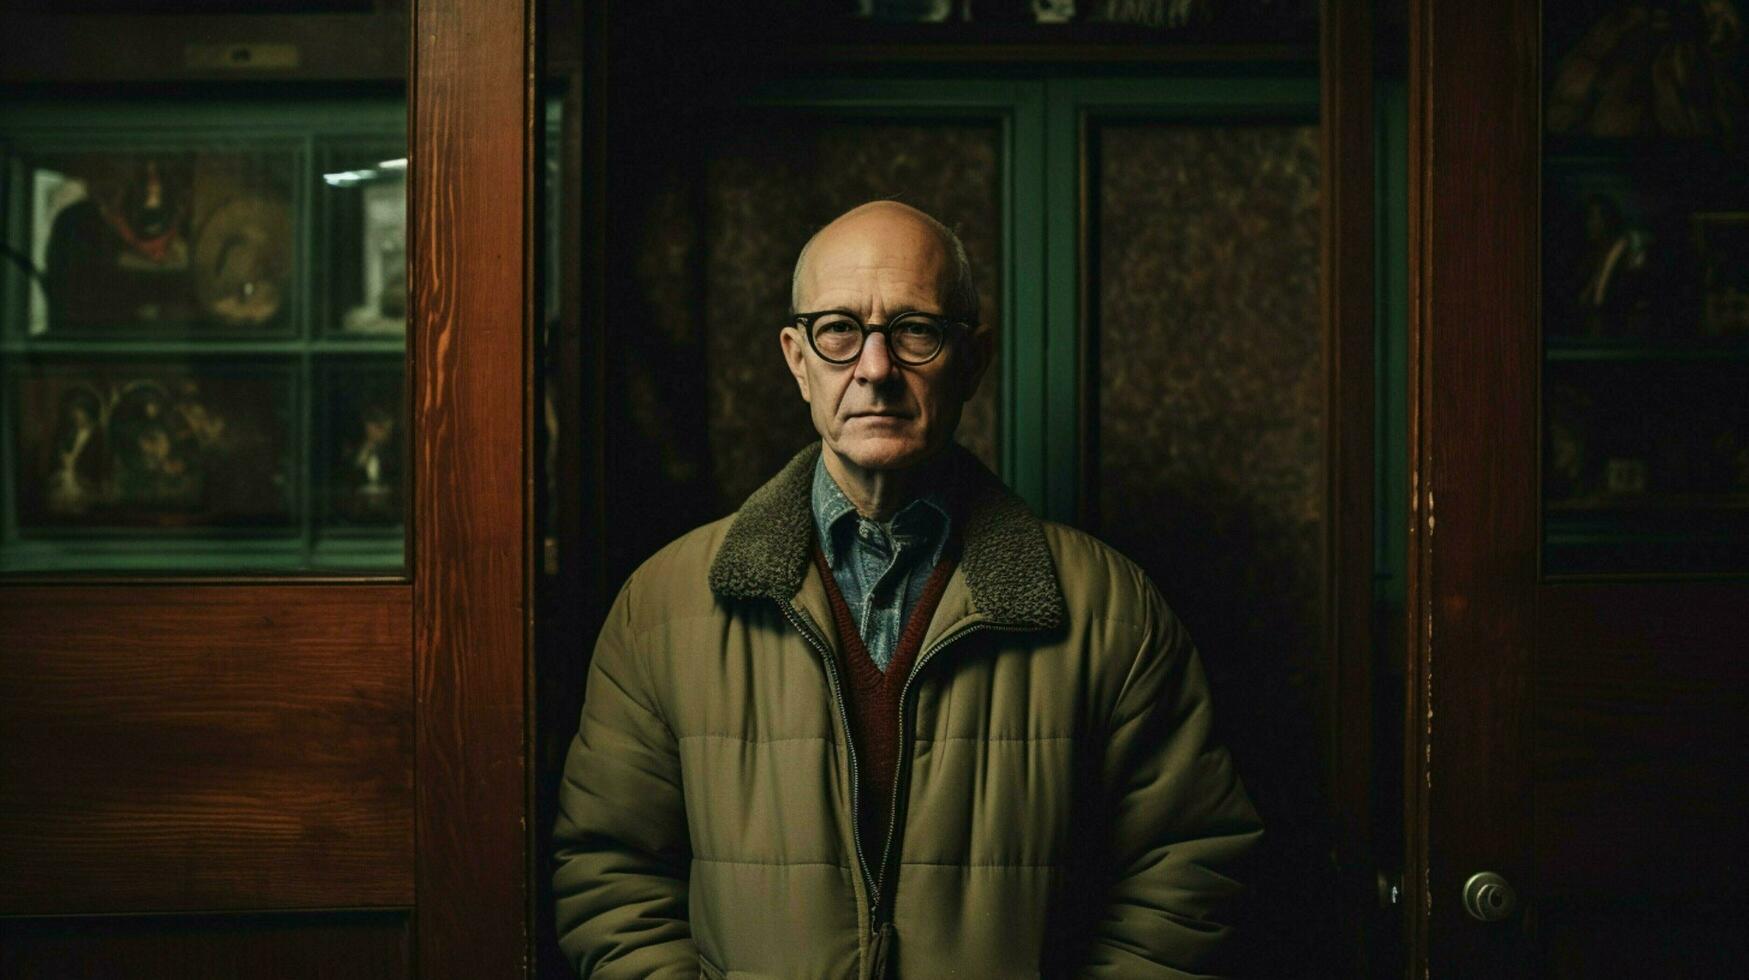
[1462,871,1518,922]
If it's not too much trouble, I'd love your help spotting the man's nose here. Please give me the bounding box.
[853,331,895,383]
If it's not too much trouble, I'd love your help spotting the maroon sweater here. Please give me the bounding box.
[812,545,957,868]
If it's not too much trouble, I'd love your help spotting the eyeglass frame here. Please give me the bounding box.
[790,308,973,367]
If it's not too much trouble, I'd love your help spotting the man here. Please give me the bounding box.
[554,201,1261,978]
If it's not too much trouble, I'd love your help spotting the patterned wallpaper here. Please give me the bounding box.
[1092,121,1331,967]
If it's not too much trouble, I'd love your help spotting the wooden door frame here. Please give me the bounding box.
[1404,0,1540,974]
[411,0,535,976]
[1318,0,1381,967]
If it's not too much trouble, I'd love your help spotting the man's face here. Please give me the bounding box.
[780,210,990,474]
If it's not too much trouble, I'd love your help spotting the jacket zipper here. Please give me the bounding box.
[779,599,881,905]
[868,619,1027,917]
[785,599,1027,939]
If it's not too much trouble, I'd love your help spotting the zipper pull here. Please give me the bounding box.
[868,921,896,979]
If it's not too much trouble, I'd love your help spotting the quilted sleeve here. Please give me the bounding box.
[1075,588,1264,979]
[552,583,697,978]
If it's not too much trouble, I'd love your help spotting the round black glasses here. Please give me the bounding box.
[792,309,968,366]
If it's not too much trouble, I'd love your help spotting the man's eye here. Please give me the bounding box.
[817,320,857,334]
[898,321,938,336]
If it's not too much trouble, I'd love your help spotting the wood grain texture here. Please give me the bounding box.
[0,909,411,980]
[1533,584,1749,898]
[0,585,413,914]
[1319,0,1378,966]
[411,0,533,977]
[1407,0,1540,973]
[1403,0,1432,957]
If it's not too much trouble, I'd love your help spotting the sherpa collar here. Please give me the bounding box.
[708,442,1065,631]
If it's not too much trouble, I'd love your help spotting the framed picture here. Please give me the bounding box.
[319,361,405,528]
[1542,164,1682,340]
[16,147,296,336]
[1692,211,1749,337]
[9,360,295,532]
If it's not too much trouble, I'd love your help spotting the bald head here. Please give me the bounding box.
[778,199,994,497]
[790,201,980,325]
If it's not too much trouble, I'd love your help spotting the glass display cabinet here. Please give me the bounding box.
[1540,1,1749,575]
[0,103,406,572]
[1408,1,1749,975]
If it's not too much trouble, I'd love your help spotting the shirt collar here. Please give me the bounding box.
[811,449,953,565]
[811,453,859,565]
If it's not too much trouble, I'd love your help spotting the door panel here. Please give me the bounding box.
[0,585,412,914]
[0,911,410,980]
[1405,0,1539,972]
[1532,585,1749,897]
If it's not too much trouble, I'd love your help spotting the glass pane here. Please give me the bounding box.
[1542,2,1749,575]
[1,104,407,574]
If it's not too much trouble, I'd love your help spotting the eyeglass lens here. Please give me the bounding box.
[810,312,945,364]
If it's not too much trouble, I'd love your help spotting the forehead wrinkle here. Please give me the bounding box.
[797,250,950,316]
[801,280,944,317]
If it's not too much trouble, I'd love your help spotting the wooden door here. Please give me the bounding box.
[1406,0,1749,974]
[0,2,532,977]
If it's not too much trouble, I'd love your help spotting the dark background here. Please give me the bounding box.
[535,3,1351,979]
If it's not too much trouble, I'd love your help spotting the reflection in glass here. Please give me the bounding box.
[26,149,297,336]
[11,361,293,532]
[323,148,407,337]
[321,362,404,529]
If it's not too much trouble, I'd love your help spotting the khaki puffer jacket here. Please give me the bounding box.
[554,444,1261,979]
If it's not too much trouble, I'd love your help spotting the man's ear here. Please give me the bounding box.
[779,326,812,402]
[959,323,996,400]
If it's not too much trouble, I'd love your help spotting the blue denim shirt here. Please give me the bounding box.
[811,452,953,672]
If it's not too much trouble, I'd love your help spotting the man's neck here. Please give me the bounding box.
[820,444,949,521]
